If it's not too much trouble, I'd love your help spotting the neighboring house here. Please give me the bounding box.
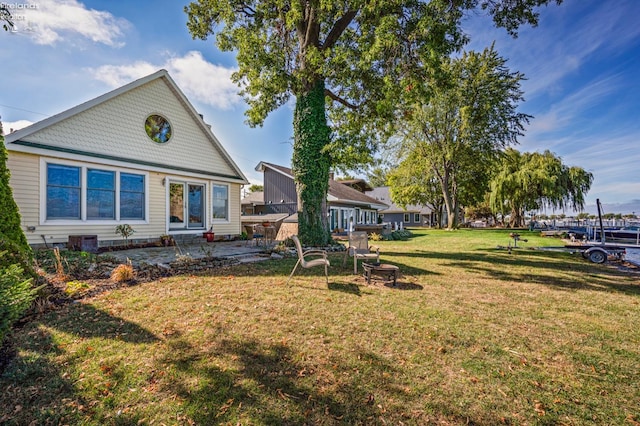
[5,69,248,248]
[253,162,388,232]
[240,190,265,215]
[367,186,435,227]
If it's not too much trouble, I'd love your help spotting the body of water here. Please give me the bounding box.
[625,248,640,266]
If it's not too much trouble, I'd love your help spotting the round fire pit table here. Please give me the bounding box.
[362,262,400,286]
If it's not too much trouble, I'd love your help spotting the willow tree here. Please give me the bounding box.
[490,148,593,227]
[185,0,561,244]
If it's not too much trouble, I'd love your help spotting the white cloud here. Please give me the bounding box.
[524,73,621,137]
[87,62,159,87]
[87,51,241,110]
[1,120,34,134]
[166,52,240,110]
[11,0,129,46]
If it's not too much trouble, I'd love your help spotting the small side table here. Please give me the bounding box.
[362,263,400,286]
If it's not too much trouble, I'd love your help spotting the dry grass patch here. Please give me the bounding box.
[1,229,639,425]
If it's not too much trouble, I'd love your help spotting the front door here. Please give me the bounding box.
[169,182,205,230]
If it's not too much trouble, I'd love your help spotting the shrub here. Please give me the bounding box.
[0,250,36,346]
[115,224,135,246]
[385,230,413,241]
[0,238,35,279]
[0,124,31,253]
[64,280,90,297]
[369,232,383,241]
[111,263,135,282]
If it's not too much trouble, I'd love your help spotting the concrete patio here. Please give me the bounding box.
[99,240,274,266]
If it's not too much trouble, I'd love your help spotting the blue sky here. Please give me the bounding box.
[1,0,639,214]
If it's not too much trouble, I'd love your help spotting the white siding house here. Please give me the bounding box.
[5,69,248,248]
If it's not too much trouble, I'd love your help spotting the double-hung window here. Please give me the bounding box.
[212,184,228,220]
[45,162,146,222]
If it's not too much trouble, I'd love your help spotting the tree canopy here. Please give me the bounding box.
[185,0,561,243]
[247,184,264,193]
[390,46,530,228]
[489,148,593,227]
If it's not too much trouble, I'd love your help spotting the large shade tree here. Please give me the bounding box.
[391,46,530,228]
[490,148,593,227]
[387,152,445,226]
[185,0,561,244]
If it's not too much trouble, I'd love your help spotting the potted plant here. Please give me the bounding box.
[203,226,215,242]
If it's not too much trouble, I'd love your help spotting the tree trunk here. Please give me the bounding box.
[509,206,523,227]
[441,172,458,229]
[292,80,331,246]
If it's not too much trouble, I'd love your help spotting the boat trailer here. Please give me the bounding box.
[564,243,627,264]
[537,199,637,265]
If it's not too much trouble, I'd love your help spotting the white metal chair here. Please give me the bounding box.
[343,231,380,274]
[288,235,330,284]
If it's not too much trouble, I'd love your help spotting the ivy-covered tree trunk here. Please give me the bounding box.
[292,81,331,246]
[0,122,31,252]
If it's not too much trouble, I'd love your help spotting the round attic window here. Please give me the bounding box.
[145,114,172,143]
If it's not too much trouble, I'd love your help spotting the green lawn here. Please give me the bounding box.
[1,229,639,425]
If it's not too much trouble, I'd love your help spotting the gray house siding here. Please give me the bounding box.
[263,168,297,214]
[381,212,424,226]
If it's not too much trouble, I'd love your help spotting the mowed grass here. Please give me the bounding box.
[1,229,639,425]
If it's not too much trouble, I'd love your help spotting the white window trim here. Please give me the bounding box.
[211,182,230,224]
[40,158,149,226]
[166,178,209,231]
[414,213,420,223]
[403,213,410,222]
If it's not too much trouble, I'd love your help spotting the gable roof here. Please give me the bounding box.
[367,186,433,214]
[6,70,248,183]
[336,178,373,192]
[256,161,293,178]
[256,161,388,210]
[241,190,265,205]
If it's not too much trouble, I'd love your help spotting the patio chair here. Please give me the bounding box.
[244,225,264,246]
[343,231,380,274]
[287,235,330,284]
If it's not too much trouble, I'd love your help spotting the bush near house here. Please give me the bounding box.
[0,123,30,252]
[0,124,36,347]
[0,247,36,346]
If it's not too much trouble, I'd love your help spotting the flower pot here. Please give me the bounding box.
[203,232,215,242]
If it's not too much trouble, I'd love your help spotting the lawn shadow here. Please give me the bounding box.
[383,281,424,290]
[328,281,362,295]
[0,302,160,424]
[45,302,160,343]
[157,336,417,424]
[383,248,640,295]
